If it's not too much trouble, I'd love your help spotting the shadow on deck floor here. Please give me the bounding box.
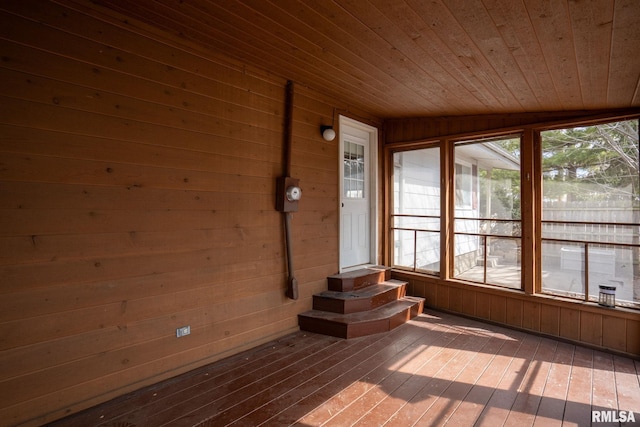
[49,310,640,427]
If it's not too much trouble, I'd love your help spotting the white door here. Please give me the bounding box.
[339,117,377,270]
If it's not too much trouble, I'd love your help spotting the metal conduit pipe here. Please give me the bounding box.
[282,80,298,300]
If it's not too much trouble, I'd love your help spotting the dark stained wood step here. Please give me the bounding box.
[327,265,391,292]
[298,296,425,339]
[313,280,407,314]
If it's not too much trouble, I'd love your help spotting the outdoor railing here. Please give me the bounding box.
[392,215,639,306]
[541,219,640,307]
[453,217,521,288]
[391,214,440,273]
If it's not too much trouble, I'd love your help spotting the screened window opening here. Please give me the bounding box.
[455,163,472,208]
[453,136,522,289]
[541,119,640,309]
[392,147,440,275]
[388,117,639,311]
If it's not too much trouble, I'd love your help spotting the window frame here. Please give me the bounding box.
[537,118,640,308]
[451,134,523,290]
[385,114,640,311]
[389,144,442,275]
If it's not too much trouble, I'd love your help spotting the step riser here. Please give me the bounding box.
[327,266,391,292]
[298,318,348,339]
[313,285,406,314]
[298,299,424,339]
[298,266,424,340]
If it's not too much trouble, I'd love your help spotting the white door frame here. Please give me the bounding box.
[339,115,379,272]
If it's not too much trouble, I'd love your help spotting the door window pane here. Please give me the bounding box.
[344,140,365,199]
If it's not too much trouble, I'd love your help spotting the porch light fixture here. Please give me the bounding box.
[598,284,616,307]
[321,125,336,141]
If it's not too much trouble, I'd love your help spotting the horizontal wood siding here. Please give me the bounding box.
[383,109,640,144]
[0,2,379,425]
[394,272,640,359]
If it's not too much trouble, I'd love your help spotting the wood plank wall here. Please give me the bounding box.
[0,2,380,425]
[385,112,640,359]
[383,110,639,144]
[394,271,640,359]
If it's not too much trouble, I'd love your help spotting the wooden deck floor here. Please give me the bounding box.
[50,310,640,427]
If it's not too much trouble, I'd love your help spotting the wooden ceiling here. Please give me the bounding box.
[97,0,640,118]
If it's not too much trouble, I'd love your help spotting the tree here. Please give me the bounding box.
[542,119,640,303]
[541,120,639,203]
[479,137,521,237]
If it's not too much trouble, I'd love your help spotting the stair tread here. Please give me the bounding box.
[315,280,406,301]
[327,266,391,292]
[299,296,424,325]
[327,265,390,281]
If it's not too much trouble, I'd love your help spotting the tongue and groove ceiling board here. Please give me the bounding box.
[96,0,640,118]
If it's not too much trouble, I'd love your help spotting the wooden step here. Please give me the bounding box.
[313,280,407,314]
[298,296,425,339]
[327,265,391,292]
